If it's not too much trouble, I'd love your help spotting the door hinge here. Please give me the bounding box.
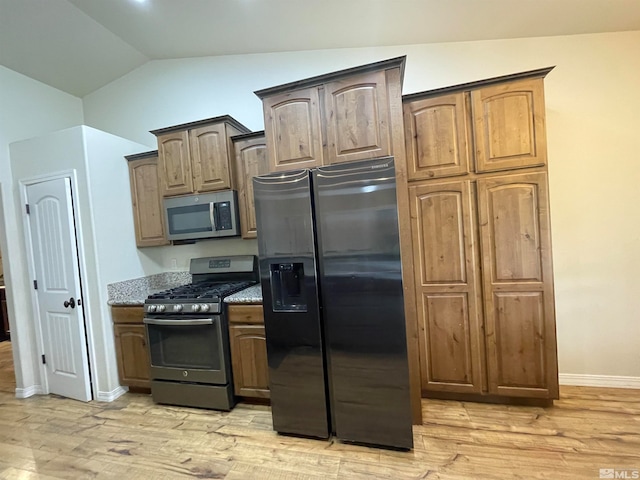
[33,280,38,290]
[42,354,46,365]
[25,204,30,214]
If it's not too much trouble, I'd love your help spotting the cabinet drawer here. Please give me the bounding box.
[111,306,145,324]
[228,304,264,324]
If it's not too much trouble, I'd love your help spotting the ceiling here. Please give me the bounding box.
[2,0,640,97]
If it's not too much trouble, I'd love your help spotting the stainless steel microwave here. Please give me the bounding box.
[164,191,240,241]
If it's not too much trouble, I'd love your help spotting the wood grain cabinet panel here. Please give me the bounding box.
[152,116,250,197]
[114,324,151,389]
[228,304,270,399]
[112,306,150,390]
[262,88,324,172]
[403,68,558,403]
[157,131,193,197]
[323,70,391,164]
[477,172,558,398]
[472,78,547,173]
[232,132,269,239]
[229,324,270,399]
[409,180,484,394]
[127,152,169,248]
[403,92,471,180]
[190,123,232,193]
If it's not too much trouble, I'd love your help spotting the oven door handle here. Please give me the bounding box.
[143,318,215,326]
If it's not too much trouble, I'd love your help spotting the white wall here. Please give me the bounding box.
[82,31,640,382]
[0,66,83,393]
[82,126,160,397]
[9,126,148,399]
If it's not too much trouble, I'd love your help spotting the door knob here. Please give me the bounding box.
[64,297,76,309]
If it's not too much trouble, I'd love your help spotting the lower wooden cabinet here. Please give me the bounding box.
[228,304,270,399]
[112,306,151,390]
[408,171,558,402]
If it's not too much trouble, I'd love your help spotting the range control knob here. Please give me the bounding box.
[173,304,183,312]
[147,305,157,313]
[200,304,210,312]
[191,304,201,312]
[157,305,166,312]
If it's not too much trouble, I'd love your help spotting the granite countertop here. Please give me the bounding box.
[107,272,191,306]
[224,284,263,304]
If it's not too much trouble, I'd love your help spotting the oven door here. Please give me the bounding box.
[143,316,229,385]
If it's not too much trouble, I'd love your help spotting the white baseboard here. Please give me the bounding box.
[96,386,128,402]
[15,385,44,398]
[559,374,640,389]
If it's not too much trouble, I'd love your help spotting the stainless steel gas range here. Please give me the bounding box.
[143,255,258,410]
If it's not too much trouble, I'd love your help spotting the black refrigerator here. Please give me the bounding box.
[253,156,413,450]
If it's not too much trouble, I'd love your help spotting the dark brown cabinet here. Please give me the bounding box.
[112,306,151,391]
[228,304,270,399]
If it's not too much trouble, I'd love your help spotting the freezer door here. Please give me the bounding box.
[313,157,413,449]
[253,169,330,439]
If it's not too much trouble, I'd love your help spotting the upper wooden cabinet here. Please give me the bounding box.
[472,78,548,173]
[261,87,324,171]
[255,57,405,172]
[126,151,169,248]
[151,116,250,197]
[231,131,270,239]
[322,69,392,165]
[403,67,552,180]
[403,92,471,180]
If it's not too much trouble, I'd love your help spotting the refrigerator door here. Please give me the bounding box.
[253,170,330,439]
[313,157,413,449]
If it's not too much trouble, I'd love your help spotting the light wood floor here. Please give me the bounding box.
[0,341,638,479]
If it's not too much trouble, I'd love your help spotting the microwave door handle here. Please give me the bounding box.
[209,202,216,232]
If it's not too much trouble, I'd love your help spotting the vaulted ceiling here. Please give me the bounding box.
[2,0,640,97]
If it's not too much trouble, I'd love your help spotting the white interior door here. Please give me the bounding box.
[26,177,92,402]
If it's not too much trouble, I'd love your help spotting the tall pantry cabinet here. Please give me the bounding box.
[403,67,559,401]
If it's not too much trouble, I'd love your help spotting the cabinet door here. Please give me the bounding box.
[232,135,269,239]
[409,180,484,394]
[190,123,232,193]
[114,324,151,389]
[263,87,324,172]
[403,93,471,180]
[229,324,270,399]
[323,69,392,165]
[472,78,547,173]
[128,156,170,247]
[477,172,558,398]
[157,130,193,197]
